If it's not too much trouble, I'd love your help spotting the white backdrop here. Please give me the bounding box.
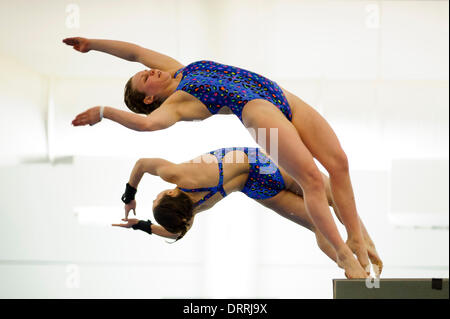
[0,0,448,298]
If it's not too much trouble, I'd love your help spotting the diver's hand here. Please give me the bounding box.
[63,37,91,53]
[72,107,102,126]
[125,200,137,219]
[112,218,139,229]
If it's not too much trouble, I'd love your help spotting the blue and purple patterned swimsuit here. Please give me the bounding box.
[174,61,292,122]
[179,147,286,207]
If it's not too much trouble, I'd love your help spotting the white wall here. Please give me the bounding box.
[0,54,48,164]
[0,0,448,299]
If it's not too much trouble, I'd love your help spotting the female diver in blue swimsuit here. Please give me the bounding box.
[112,147,382,277]
[64,37,373,278]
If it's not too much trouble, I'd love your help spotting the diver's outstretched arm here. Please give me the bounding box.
[112,218,179,239]
[63,37,183,71]
[71,103,181,131]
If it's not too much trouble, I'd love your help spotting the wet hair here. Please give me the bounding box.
[124,77,165,114]
[153,191,194,243]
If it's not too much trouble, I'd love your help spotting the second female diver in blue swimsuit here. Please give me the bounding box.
[111,147,385,270]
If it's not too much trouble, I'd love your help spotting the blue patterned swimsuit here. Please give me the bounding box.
[174,61,292,122]
[179,147,286,207]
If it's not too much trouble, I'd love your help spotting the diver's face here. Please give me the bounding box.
[131,68,170,103]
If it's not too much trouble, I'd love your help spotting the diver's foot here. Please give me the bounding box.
[337,245,369,279]
[366,243,383,277]
[346,237,371,275]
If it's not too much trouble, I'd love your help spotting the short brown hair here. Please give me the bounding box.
[153,191,194,242]
[124,77,165,114]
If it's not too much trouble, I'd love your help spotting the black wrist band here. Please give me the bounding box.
[121,183,137,204]
[132,220,153,235]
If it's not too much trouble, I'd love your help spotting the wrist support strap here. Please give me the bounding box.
[121,183,137,204]
[132,220,153,235]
